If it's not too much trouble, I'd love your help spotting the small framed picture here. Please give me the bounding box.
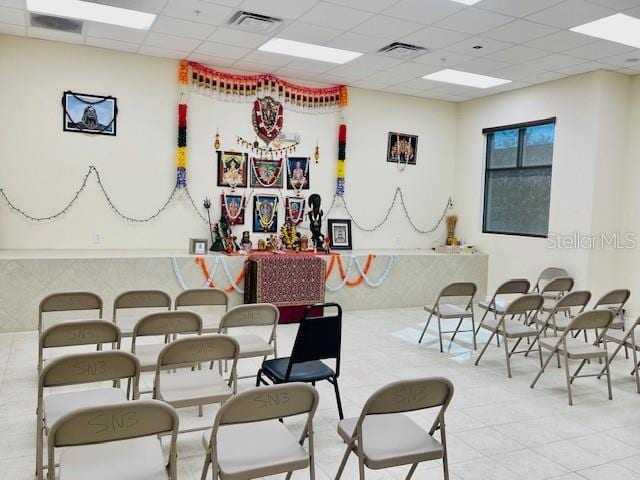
[328,219,352,250]
[62,91,117,136]
[387,132,417,165]
[189,238,208,255]
[217,151,248,188]
[286,157,310,190]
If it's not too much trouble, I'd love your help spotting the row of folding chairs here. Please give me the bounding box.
[37,346,454,480]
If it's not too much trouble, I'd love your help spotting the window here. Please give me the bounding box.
[482,118,555,237]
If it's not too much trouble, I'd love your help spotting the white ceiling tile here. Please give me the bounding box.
[430,83,480,95]
[196,40,250,59]
[327,31,391,53]
[485,45,549,63]
[382,0,465,24]
[347,52,405,70]
[364,70,413,85]
[435,7,514,35]
[416,89,452,99]
[85,22,148,43]
[563,41,636,61]
[143,32,202,52]
[200,0,243,6]
[0,5,23,25]
[237,0,319,19]
[587,0,640,8]
[400,26,470,50]
[351,79,392,89]
[390,61,438,76]
[382,84,423,95]
[553,61,610,74]
[524,30,596,52]
[446,36,513,57]
[323,64,376,80]
[273,66,320,80]
[187,52,237,67]
[27,26,83,44]
[452,56,511,74]
[526,71,569,84]
[278,21,342,44]
[298,3,372,30]
[483,19,558,43]
[491,64,553,80]
[324,0,398,13]
[86,37,138,53]
[525,0,616,29]
[313,73,352,84]
[526,52,585,70]
[398,77,443,89]
[206,27,269,48]
[285,57,338,72]
[151,15,215,40]
[598,51,640,67]
[0,22,23,34]
[240,49,294,67]
[352,14,423,39]
[0,0,25,8]
[478,0,564,17]
[231,59,279,73]
[412,49,475,67]
[80,0,166,14]
[138,45,186,59]
[161,0,233,25]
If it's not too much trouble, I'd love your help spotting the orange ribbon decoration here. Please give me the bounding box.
[194,257,245,293]
[326,254,375,287]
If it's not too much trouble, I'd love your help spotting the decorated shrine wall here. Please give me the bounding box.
[0,35,457,250]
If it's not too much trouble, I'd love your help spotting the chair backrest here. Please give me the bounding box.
[540,277,574,295]
[363,377,454,416]
[593,289,630,312]
[113,290,171,318]
[156,334,239,369]
[219,303,279,330]
[566,310,614,332]
[288,303,342,378]
[437,282,477,306]
[39,292,103,331]
[175,288,228,309]
[553,290,591,310]
[41,320,121,350]
[494,279,530,295]
[132,311,202,339]
[535,267,568,290]
[503,294,544,316]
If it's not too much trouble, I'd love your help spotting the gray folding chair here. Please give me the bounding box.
[201,383,319,480]
[47,400,178,480]
[592,289,630,330]
[475,279,530,347]
[38,291,103,336]
[475,294,544,378]
[175,288,229,333]
[113,290,172,337]
[533,267,568,295]
[539,277,574,313]
[36,350,141,480]
[601,314,639,393]
[420,282,477,351]
[531,310,614,405]
[336,377,454,480]
[38,320,121,372]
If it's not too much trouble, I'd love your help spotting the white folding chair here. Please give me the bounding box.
[38,292,103,336]
[601,315,640,393]
[113,290,172,338]
[175,288,229,334]
[476,279,530,347]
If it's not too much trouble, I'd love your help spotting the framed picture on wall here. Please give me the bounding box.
[386,132,417,165]
[62,91,117,136]
[249,158,284,188]
[328,219,352,250]
[286,157,310,190]
[217,151,248,188]
[253,194,279,233]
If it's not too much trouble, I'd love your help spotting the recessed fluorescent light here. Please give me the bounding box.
[570,13,640,49]
[450,0,482,5]
[423,69,511,89]
[259,38,362,64]
[27,0,156,30]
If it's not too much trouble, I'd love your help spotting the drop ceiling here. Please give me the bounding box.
[1,0,640,102]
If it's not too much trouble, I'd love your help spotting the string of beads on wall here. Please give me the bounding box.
[0,166,452,235]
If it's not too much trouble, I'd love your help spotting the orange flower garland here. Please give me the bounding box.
[194,257,245,293]
[325,254,375,287]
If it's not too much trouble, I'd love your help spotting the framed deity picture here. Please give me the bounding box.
[62,91,117,136]
[328,219,352,250]
[285,196,305,225]
[249,158,284,188]
[221,193,246,225]
[217,151,248,188]
[253,194,279,233]
[386,132,418,165]
[286,157,310,190]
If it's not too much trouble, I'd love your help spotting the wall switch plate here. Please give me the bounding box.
[94,232,102,244]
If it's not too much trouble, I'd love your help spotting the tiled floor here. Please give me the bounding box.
[1,307,639,480]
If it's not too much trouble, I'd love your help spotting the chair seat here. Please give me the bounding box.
[207,421,309,480]
[536,313,572,331]
[424,304,471,318]
[133,344,166,371]
[338,414,443,470]
[156,369,233,408]
[261,358,335,383]
[58,436,168,480]
[605,329,638,349]
[478,298,510,313]
[480,318,537,338]
[44,388,126,429]
[541,299,571,313]
[539,336,607,359]
[233,334,274,358]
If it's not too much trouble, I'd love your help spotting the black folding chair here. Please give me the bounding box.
[256,302,344,419]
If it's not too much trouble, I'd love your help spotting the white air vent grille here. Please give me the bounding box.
[227,11,282,34]
[378,42,427,59]
[30,13,84,34]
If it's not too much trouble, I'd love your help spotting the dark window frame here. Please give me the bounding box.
[482,117,556,238]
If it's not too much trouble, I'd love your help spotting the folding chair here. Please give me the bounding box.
[36,350,141,480]
[336,377,454,480]
[153,334,239,425]
[46,400,178,480]
[217,303,279,379]
[533,267,568,295]
[475,294,544,378]
[257,303,344,419]
[592,289,630,330]
[419,282,477,351]
[175,288,229,333]
[38,291,103,336]
[531,310,614,405]
[113,290,172,337]
[201,383,319,480]
[475,279,530,347]
[539,277,574,313]
[38,320,121,372]
[601,315,640,393]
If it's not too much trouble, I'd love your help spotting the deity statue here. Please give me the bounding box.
[280,220,300,250]
[211,214,238,252]
[240,231,252,252]
[307,193,324,251]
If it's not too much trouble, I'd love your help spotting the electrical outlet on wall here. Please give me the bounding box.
[94,232,103,244]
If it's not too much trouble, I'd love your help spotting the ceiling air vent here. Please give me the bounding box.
[30,13,84,34]
[378,42,427,60]
[227,11,282,34]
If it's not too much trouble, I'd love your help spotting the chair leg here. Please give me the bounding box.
[437,316,444,353]
[570,359,588,384]
[449,318,464,345]
[332,377,344,420]
[503,335,512,378]
[335,444,351,480]
[604,351,613,401]
[357,449,366,480]
[36,419,43,480]
[632,345,640,394]
[474,330,495,366]
[471,312,477,350]
[405,463,418,480]
[200,455,211,480]
[419,313,433,343]
[531,348,556,388]
[563,352,573,406]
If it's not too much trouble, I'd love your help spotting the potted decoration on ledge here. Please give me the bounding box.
[446,214,458,246]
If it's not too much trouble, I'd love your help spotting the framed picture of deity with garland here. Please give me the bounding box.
[286,157,310,191]
[62,91,117,136]
[386,132,417,166]
[328,219,352,250]
[249,158,284,188]
[217,151,248,188]
[253,194,279,233]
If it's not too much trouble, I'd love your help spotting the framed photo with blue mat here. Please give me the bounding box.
[62,91,117,136]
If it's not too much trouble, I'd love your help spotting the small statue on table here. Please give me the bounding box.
[280,220,301,251]
[307,193,325,251]
[210,214,238,253]
[239,231,252,253]
[300,234,309,251]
